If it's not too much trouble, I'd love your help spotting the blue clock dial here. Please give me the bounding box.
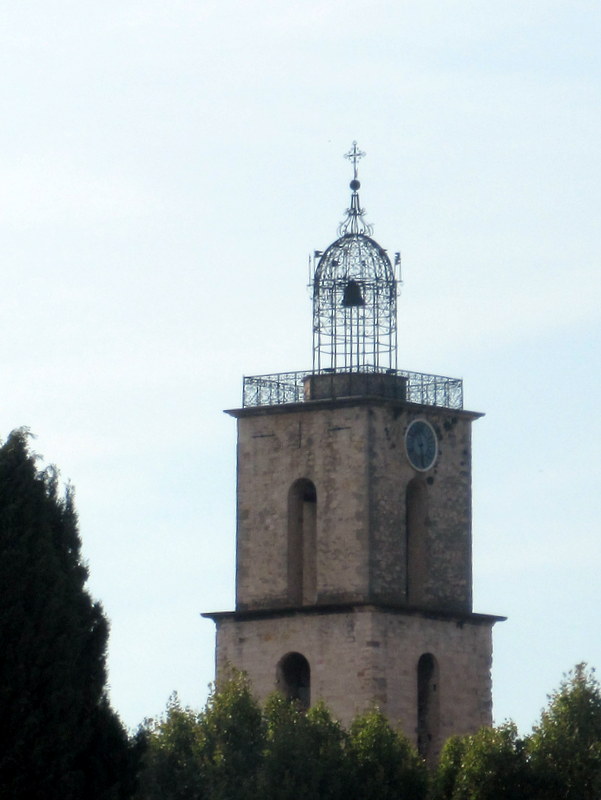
[405,420,437,471]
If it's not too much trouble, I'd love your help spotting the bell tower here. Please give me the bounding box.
[204,144,503,762]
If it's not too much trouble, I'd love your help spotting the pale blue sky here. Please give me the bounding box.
[2,1,600,733]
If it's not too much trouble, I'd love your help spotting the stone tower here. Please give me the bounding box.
[204,144,503,761]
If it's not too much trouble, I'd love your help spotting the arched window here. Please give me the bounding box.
[276,652,311,710]
[417,653,440,762]
[406,478,428,605]
[287,479,317,605]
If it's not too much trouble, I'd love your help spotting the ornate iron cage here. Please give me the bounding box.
[312,233,398,373]
[311,142,398,374]
[239,145,464,413]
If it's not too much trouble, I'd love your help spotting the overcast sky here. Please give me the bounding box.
[2,1,600,734]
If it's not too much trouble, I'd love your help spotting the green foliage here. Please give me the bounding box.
[132,666,600,800]
[261,695,348,800]
[433,723,530,800]
[347,708,428,800]
[528,663,601,800]
[0,428,135,799]
[135,695,206,800]
[199,671,265,800]
[136,673,264,800]
[432,664,601,800]
[304,703,351,800]
[137,684,426,800]
[433,735,468,800]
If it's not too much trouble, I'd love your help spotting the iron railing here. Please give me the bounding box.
[242,367,463,410]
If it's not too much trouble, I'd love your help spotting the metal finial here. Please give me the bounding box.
[344,141,366,182]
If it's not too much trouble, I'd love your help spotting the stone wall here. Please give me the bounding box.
[234,402,372,609]
[213,605,494,760]
[368,404,474,611]
[232,397,476,613]
[210,393,500,759]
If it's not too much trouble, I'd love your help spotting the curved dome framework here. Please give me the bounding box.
[312,233,397,373]
[312,143,398,374]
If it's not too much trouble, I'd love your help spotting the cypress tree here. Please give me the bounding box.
[0,429,135,799]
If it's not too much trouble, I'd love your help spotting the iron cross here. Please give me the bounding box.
[344,141,365,180]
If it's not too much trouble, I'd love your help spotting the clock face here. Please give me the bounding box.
[405,420,437,471]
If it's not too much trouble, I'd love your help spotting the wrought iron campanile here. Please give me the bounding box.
[241,142,463,409]
[312,142,398,374]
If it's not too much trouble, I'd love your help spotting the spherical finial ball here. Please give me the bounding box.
[350,179,361,191]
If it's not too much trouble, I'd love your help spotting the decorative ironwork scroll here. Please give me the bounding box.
[243,367,463,410]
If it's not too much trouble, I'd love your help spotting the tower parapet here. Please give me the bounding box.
[241,367,463,409]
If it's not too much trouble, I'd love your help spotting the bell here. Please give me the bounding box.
[342,279,365,307]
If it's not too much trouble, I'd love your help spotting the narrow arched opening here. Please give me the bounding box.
[287,479,317,605]
[406,478,428,606]
[417,652,440,762]
[276,652,311,710]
